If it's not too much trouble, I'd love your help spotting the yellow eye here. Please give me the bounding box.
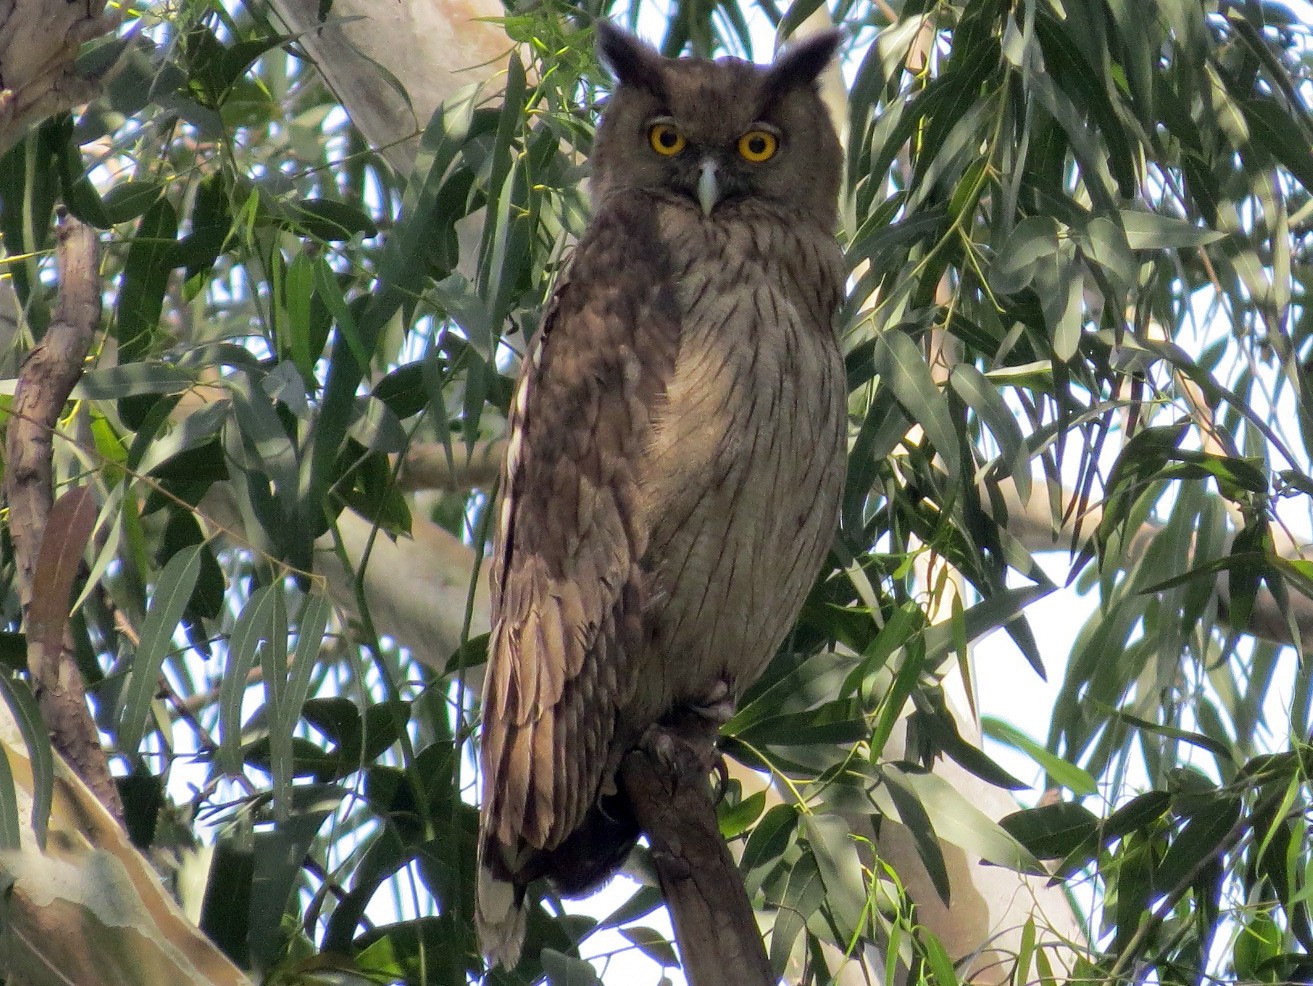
[738,129,778,162]
[648,123,686,156]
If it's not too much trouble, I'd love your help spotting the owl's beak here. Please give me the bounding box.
[696,159,720,216]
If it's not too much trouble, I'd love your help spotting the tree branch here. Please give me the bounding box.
[3,209,123,822]
[0,700,250,986]
[989,476,1313,652]
[396,438,504,493]
[621,722,775,986]
[0,1,119,157]
[265,0,510,173]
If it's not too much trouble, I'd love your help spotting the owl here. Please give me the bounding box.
[476,22,848,968]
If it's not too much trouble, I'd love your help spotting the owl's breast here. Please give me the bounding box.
[632,206,847,717]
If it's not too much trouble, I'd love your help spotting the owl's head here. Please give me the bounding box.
[592,23,844,227]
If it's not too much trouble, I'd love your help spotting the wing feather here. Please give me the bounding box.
[479,197,680,865]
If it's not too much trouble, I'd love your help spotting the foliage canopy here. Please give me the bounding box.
[2,0,1313,983]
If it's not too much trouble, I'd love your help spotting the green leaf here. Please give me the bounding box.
[115,196,178,363]
[76,363,196,400]
[982,717,1098,795]
[949,364,1025,474]
[100,180,165,225]
[1154,796,1241,896]
[921,933,960,986]
[618,926,679,968]
[282,593,333,740]
[923,585,1052,678]
[1103,791,1171,841]
[199,836,254,967]
[767,849,825,974]
[0,745,22,852]
[372,362,429,421]
[803,813,869,939]
[282,198,378,241]
[991,215,1060,294]
[998,802,1099,860]
[220,585,282,775]
[1078,215,1136,288]
[874,331,961,481]
[840,600,925,701]
[740,803,798,895]
[718,788,766,839]
[593,885,663,933]
[1119,209,1225,250]
[885,766,1041,873]
[117,545,203,759]
[0,674,50,849]
[869,631,925,758]
[1241,95,1313,194]
[881,769,951,902]
[541,949,603,985]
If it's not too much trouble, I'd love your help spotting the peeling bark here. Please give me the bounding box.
[3,210,122,823]
[266,0,510,174]
[0,700,249,986]
[0,0,119,157]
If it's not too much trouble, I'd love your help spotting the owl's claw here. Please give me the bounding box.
[711,752,730,804]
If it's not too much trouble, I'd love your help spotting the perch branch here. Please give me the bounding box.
[621,721,775,986]
[3,209,123,823]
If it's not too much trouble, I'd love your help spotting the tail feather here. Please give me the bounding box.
[476,857,527,970]
[476,795,639,969]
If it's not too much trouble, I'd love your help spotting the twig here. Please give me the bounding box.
[621,722,775,986]
[3,209,123,823]
[396,439,504,492]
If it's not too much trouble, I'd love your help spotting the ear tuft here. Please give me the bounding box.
[596,22,667,95]
[766,28,845,94]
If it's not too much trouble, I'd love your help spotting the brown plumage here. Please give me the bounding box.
[477,22,848,968]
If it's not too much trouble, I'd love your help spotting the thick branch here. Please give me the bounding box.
[621,724,774,986]
[265,0,509,173]
[0,1,119,157]
[0,700,249,986]
[389,440,1313,657]
[3,210,122,822]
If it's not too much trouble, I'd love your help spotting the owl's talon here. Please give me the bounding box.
[710,753,730,804]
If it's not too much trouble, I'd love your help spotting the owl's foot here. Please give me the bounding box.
[640,721,721,785]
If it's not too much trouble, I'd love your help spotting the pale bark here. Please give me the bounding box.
[0,0,119,157]
[0,701,250,986]
[991,476,1313,651]
[266,0,511,174]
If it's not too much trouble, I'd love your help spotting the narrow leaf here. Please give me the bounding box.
[875,332,961,481]
[118,545,203,758]
[0,674,50,848]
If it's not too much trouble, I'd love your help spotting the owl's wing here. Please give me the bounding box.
[480,199,680,857]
